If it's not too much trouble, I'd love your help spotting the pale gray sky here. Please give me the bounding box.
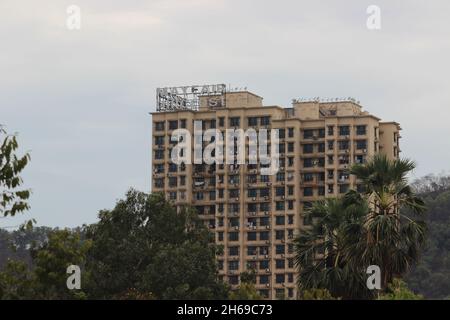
[1,0,449,227]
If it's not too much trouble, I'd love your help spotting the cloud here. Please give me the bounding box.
[1,0,449,227]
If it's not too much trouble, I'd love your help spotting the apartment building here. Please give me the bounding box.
[151,88,401,300]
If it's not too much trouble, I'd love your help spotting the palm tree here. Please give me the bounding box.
[346,154,426,289]
[294,197,374,299]
[294,154,426,299]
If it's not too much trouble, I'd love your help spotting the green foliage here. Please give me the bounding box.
[299,289,338,300]
[294,197,374,299]
[378,279,424,300]
[228,269,262,300]
[0,229,90,300]
[84,189,228,299]
[229,283,262,300]
[30,229,91,299]
[405,176,450,299]
[0,126,31,218]
[295,155,427,299]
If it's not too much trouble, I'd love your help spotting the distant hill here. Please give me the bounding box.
[405,175,450,299]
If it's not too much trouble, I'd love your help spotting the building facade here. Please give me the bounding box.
[151,90,401,299]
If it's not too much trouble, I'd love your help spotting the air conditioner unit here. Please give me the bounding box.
[266,283,270,287]
[251,212,256,216]
[234,226,239,230]
[235,197,239,201]
[281,181,285,185]
[264,211,269,215]
[281,196,285,200]
[252,256,257,260]
[281,254,285,258]
[265,240,270,244]
[264,196,269,200]
[266,268,270,272]
[281,239,285,243]
[266,182,272,186]
[253,226,257,230]
[265,255,269,259]
[266,225,270,229]
[252,197,256,201]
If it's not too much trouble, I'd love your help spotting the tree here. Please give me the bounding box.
[347,154,426,289]
[0,126,31,219]
[378,278,423,300]
[294,155,427,299]
[30,229,91,299]
[84,189,228,299]
[0,228,90,300]
[294,197,374,299]
[229,269,262,300]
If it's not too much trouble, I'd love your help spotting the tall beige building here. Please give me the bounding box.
[151,89,401,299]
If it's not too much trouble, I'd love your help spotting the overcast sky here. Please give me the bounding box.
[1,0,449,228]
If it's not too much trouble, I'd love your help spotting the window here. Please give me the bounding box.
[327,125,334,136]
[276,274,285,283]
[228,261,239,270]
[276,259,285,269]
[168,120,178,130]
[339,140,349,150]
[276,201,285,211]
[303,173,314,182]
[259,275,269,284]
[168,163,177,172]
[356,140,367,150]
[303,158,314,168]
[275,187,285,197]
[169,177,177,188]
[155,122,165,131]
[260,232,269,241]
[180,119,186,128]
[279,129,285,139]
[303,144,313,154]
[275,230,285,240]
[275,216,285,225]
[229,232,239,241]
[259,247,269,255]
[154,178,164,188]
[276,245,285,254]
[247,246,257,255]
[228,276,239,285]
[318,186,325,196]
[288,128,294,137]
[318,143,325,152]
[248,117,258,126]
[287,143,294,153]
[229,247,239,256]
[230,117,240,127]
[219,117,225,127]
[318,128,325,138]
[260,217,270,226]
[303,187,313,197]
[288,200,294,210]
[288,215,294,225]
[288,186,294,196]
[303,129,314,139]
[327,140,334,150]
[339,126,350,136]
[247,189,257,198]
[218,232,223,241]
[339,184,350,194]
[155,136,164,146]
[288,157,294,167]
[356,125,367,135]
[260,116,270,126]
[247,232,257,241]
